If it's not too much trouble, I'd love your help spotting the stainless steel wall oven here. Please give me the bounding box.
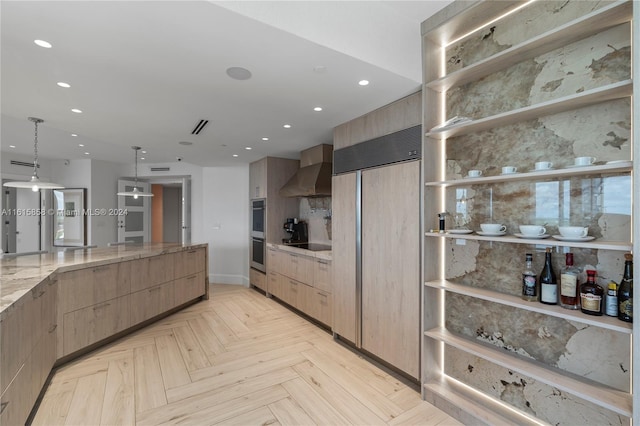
[250,199,266,272]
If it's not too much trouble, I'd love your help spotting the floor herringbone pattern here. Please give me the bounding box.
[32,284,461,425]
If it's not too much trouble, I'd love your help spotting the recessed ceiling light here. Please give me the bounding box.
[71,133,77,137]
[245,147,252,150]
[141,150,147,154]
[57,82,70,88]
[283,124,291,129]
[358,80,370,86]
[78,144,84,147]
[262,137,269,141]
[226,67,252,80]
[140,157,145,160]
[9,145,16,148]
[314,107,323,112]
[71,108,82,113]
[34,39,52,48]
[84,152,90,155]
[233,154,239,158]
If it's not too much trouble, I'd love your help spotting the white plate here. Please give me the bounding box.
[529,168,554,172]
[447,229,473,234]
[566,164,594,168]
[476,231,507,236]
[514,233,550,239]
[552,235,595,242]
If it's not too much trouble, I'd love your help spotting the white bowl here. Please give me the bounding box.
[559,226,588,238]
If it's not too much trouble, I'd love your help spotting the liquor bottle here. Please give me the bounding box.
[617,253,633,323]
[521,253,538,301]
[580,270,603,316]
[539,247,558,305]
[560,252,580,309]
[605,281,618,317]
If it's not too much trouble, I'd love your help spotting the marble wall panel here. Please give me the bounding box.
[298,197,332,245]
[446,1,615,74]
[444,346,629,425]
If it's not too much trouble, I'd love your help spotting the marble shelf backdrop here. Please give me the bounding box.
[438,1,632,424]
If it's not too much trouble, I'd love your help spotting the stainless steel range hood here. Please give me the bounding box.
[279,144,333,197]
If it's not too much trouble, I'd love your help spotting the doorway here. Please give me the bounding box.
[151,183,182,243]
[2,184,41,254]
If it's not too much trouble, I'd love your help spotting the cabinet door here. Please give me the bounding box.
[313,259,332,293]
[249,158,267,199]
[267,246,281,274]
[361,161,420,378]
[62,295,130,356]
[174,271,205,306]
[131,254,175,292]
[130,282,175,326]
[307,288,332,326]
[331,173,357,342]
[292,254,314,283]
[267,271,282,298]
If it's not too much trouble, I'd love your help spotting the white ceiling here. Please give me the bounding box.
[1,1,452,167]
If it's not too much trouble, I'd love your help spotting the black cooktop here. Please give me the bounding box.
[282,242,331,252]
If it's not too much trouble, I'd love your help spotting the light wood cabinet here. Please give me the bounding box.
[175,271,206,306]
[266,245,280,273]
[174,248,205,278]
[267,271,282,297]
[249,157,267,199]
[249,268,267,292]
[130,281,175,326]
[313,258,332,293]
[131,253,175,292]
[63,295,130,355]
[331,172,357,342]
[306,288,331,326]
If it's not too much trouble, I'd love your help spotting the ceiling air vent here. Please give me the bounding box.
[10,160,38,168]
[150,167,170,172]
[191,119,209,135]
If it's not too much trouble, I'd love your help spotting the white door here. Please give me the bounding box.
[117,179,151,243]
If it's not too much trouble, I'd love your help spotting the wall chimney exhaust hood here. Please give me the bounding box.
[279,144,333,198]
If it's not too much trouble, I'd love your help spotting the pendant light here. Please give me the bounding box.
[117,146,154,198]
[3,117,65,191]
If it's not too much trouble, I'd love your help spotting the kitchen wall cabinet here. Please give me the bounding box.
[266,244,332,327]
[332,92,422,379]
[249,157,299,245]
[421,1,637,424]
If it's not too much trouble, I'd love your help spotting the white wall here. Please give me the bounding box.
[202,165,250,285]
[90,160,124,246]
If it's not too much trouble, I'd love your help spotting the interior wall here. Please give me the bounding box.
[202,165,250,285]
[89,159,122,246]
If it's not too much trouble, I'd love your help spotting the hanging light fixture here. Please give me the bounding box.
[116,146,154,198]
[3,117,65,191]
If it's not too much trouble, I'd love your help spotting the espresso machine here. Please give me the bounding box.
[283,218,308,244]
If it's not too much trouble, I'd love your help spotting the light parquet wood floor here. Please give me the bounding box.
[32,284,461,426]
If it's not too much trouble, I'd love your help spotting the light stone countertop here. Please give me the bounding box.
[266,242,332,261]
[0,242,207,317]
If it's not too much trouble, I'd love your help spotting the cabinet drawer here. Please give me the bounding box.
[130,282,175,325]
[63,295,130,356]
[131,254,175,292]
[313,259,332,293]
[250,268,267,291]
[267,271,282,298]
[174,271,205,306]
[283,278,304,310]
[58,261,131,313]
[308,289,332,326]
[267,246,281,273]
[174,248,206,278]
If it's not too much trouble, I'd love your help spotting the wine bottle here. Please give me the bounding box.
[539,247,557,305]
[617,253,633,323]
[521,253,537,301]
[560,252,580,309]
[580,270,603,316]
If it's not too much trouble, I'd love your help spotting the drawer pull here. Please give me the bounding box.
[317,292,327,297]
[32,288,45,299]
[48,324,58,333]
[93,302,111,310]
[317,260,329,265]
[149,287,162,293]
[186,275,197,280]
[187,249,197,254]
[93,265,111,273]
[0,401,8,415]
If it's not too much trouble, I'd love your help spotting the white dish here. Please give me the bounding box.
[447,229,473,234]
[552,235,595,242]
[514,233,550,239]
[566,164,593,168]
[476,231,507,236]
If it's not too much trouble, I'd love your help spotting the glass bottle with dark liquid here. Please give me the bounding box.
[617,253,633,323]
[580,270,603,316]
[539,247,558,305]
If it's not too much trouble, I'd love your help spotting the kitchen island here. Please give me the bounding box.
[0,242,208,425]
